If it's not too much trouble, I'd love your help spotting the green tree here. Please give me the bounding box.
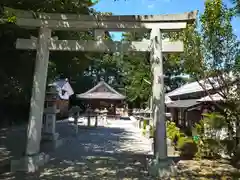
[120,31,190,107]
[0,0,103,124]
[184,0,240,157]
[119,32,151,107]
[184,0,239,99]
[231,0,240,14]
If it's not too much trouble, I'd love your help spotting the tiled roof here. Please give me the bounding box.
[77,92,125,100]
[49,79,74,100]
[165,95,172,104]
[198,93,224,102]
[166,99,200,108]
[167,78,220,97]
[77,81,125,100]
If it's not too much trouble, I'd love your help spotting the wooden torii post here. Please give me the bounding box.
[4,8,197,172]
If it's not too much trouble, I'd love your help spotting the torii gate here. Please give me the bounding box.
[4,8,197,172]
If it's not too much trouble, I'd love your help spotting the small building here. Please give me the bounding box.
[166,99,202,128]
[76,80,126,116]
[48,79,74,118]
[166,78,222,130]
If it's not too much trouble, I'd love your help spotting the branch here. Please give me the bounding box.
[217,74,228,97]
[143,78,151,85]
[193,76,226,111]
[205,76,226,99]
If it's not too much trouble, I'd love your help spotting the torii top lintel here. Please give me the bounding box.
[4,7,198,31]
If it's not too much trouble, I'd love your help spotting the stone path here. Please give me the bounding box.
[0,119,154,180]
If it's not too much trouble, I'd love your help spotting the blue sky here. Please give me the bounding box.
[92,0,240,41]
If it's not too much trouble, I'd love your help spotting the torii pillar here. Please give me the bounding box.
[151,28,167,160]
[149,28,184,177]
[11,26,51,172]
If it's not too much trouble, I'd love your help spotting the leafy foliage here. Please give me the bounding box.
[120,31,190,107]
[231,0,240,14]
[0,0,194,124]
[193,121,218,159]
[177,136,198,158]
[119,32,151,106]
[166,121,184,141]
[181,0,240,160]
[0,1,118,124]
[203,112,227,130]
[193,113,230,159]
[166,121,197,158]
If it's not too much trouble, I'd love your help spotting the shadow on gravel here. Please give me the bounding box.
[0,122,152,180]
[0,125,27,174]
[120,117,131,120]
[2,122,240,179]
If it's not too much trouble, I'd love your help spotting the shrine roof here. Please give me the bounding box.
[48,78,74,100]
[76,81,125,100]
[166,99,200,108]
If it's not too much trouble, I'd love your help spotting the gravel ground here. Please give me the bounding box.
[0,119,154,180]
[173,159,240,180]
[2,119,239,179]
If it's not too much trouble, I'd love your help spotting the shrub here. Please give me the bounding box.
[202,112,227,130]
[166,121,180,140]
[166,121,185,147]
[149,125,154,138]
[231,147,240,167]
[221,138,235,157]
[193,114,228,159]
[195,138,222,159]
[142,120,150,136]
[143,119,148,130]
[166,121,200,158]
[177,136,198,158]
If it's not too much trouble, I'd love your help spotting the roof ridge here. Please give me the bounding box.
[49,78,68,88]
[102,81,125,97]
[167,81,194,96]
[79,81,125,97]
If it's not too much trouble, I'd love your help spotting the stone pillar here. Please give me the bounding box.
[74,110,80,134]
[74,115,79,134]
[11,27,51,172]
[94,109,100,127]
[100,112,104,126]
[69,106,80,134]
[26,27,51,155]
[42,107,61,142]
[95,115,98,127]
[150,28,167,160]
[87,115,91,127]
[42,86,60,141]
[100,108,108,126]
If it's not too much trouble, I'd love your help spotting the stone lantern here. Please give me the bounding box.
[42,85,61,146]
[86,107,93,127]
[69,106,81,134]
[101,108,108,126]
[94,108,100,127]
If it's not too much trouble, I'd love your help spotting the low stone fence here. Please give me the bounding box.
[131,109,153,139]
